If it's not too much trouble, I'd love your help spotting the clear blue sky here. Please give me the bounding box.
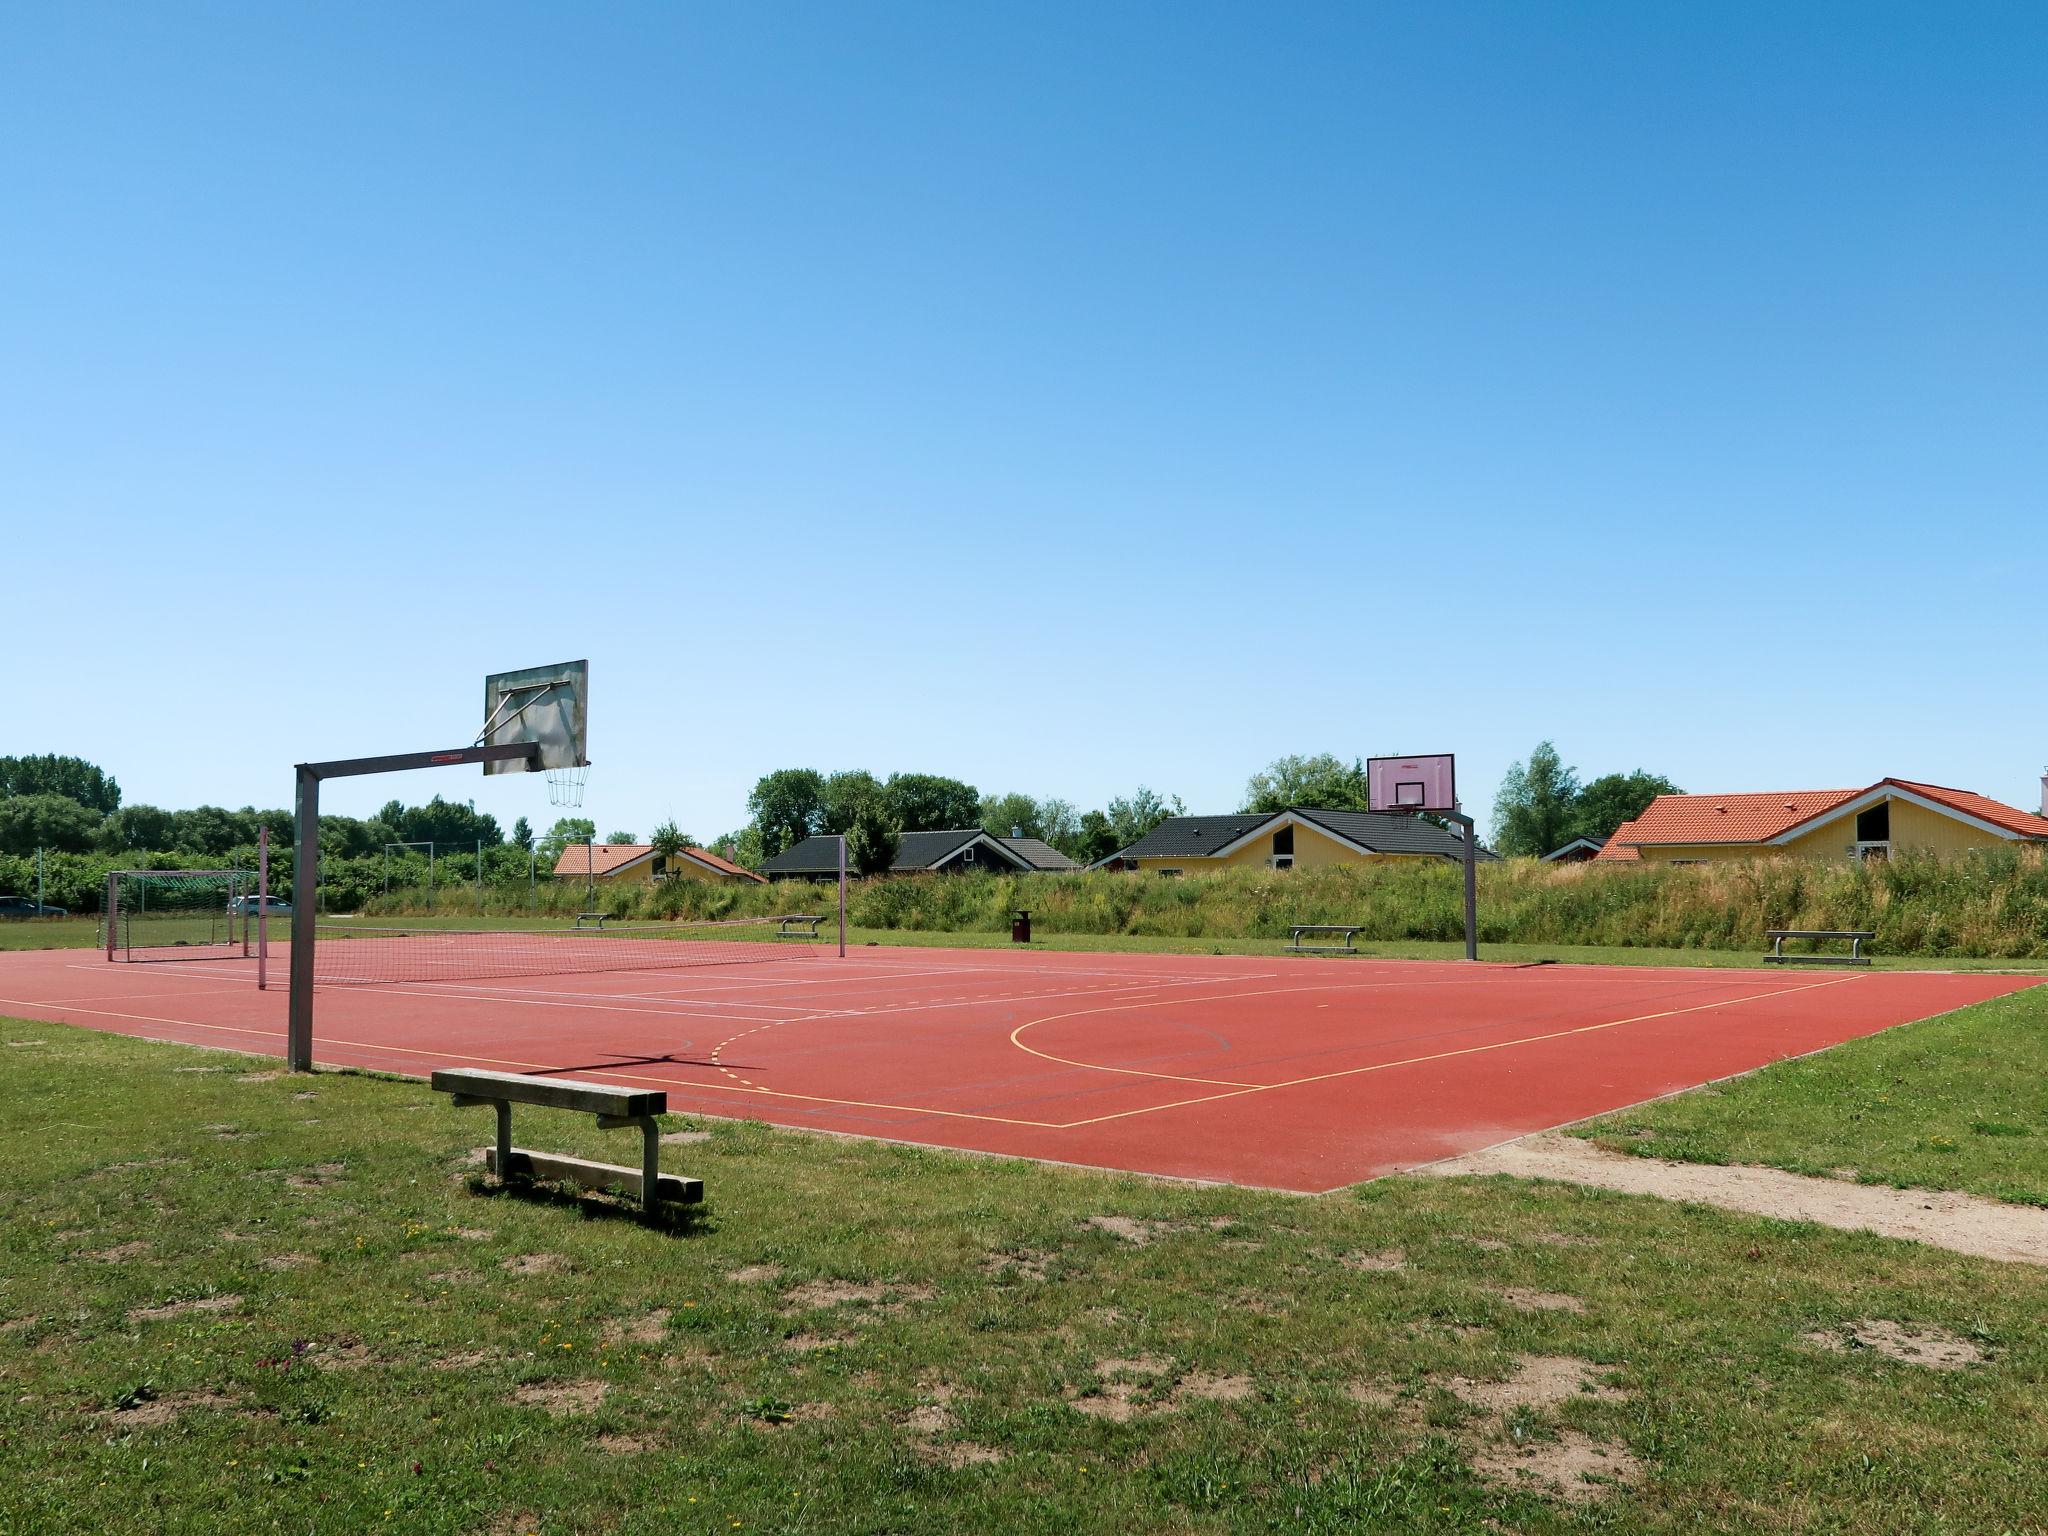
[8,3,2044,840]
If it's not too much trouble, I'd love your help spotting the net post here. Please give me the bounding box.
[837,836,847,958]
[257,824,269,990]
[104,870,118,960]
[288,765,320,1072]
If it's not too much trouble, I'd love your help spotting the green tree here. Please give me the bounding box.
[1491,742,1583,857]
[537,817,598,864]
[1105,787,1185,850]
[1035,797,1081,855]
[509,816,534,852]
[883,773,981,833]
[605,830,639,845]
[1073,809,1120,864]
[1573,771,1681,841]
[1241,754,1371,814]
[649,820,690,866]
[0,793,103,854]
[710,825,764,869]
[394,796,502,848]
[979,791,1044,839]
[846,800,900,876]
[97,803,175,852]
[747,768,826,857]
[819,770,884,835]
[0,754,121,814]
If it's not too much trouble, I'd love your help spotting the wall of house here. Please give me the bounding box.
[1125,822,1424,874]
[1631,797,2015,863]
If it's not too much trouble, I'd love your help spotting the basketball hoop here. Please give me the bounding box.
[546,764,590,807]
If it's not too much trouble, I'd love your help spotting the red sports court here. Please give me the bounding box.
[2,930,2034,1193]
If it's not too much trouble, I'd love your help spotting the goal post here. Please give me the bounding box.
[103,869,253,962]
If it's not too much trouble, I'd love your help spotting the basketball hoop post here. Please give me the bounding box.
[1367,754,1478,962]
[837,835,847,959]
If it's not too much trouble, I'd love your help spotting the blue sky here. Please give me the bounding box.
[7,3,2044,840]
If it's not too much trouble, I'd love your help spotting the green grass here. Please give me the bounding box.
[1576,985,2048,1206]
[3,1022,2048,1533]
[0,916,102,951]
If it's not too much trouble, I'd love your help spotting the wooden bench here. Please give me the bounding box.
[776,914,824,939]
[1763,929,1874,966]
[1289,924,1366,954]
[430,1067,702,1217]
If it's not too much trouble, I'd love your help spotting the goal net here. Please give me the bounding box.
[104,870,254,962]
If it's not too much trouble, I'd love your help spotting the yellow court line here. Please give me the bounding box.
[1046,972,1870,1128]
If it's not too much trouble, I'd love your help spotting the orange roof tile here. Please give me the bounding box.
[549,843,766,882]
[1612,789,1860,846]
[1882,780,2048,840]
[1589,819,1642,861]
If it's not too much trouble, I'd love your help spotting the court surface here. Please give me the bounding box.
[1,943,2037,1192]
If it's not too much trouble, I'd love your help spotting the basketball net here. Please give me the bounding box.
[546,765,590,808]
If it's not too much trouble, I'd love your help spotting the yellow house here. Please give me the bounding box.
[1100,807,1489,874]
[1594,779,2048,865]
[551,842,765,885]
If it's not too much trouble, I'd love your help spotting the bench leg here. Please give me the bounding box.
[639,1117,660,1219]
[495,1101,514,1187]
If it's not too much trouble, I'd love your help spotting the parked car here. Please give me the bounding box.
[228,895,292,915]
[0,896,68,919]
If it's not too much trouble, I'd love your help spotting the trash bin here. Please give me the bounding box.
[1011,909,1032,944]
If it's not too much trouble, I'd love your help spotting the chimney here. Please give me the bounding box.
[1011,825,1023,839]
[2040,773,2047,817]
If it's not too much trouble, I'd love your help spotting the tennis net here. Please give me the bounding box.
[311,916,821,987]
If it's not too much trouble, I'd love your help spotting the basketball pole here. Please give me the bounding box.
[1448,811,1478,962]
[286,742,538,1073]
[837,835,847,958]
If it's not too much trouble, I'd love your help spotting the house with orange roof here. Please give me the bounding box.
[1591,779,2048,865]
[551,841,766,885]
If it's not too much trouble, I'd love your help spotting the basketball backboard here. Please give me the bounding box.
[482,660,588,774]
[1368,754,1456,814]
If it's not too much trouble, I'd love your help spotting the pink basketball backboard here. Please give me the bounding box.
[1368,754,1456,814]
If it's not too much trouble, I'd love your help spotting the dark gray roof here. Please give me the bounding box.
[758,829,1036,876]
[997,836,1080,871]
[1540,835,1606,861]
[1116,808,1494,864]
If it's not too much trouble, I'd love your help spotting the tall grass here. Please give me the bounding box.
[360,845,2048,958]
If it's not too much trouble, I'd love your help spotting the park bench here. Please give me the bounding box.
[430,1067,702,1217]
[1289,924,1366,955]
[1763,929,1874,966]
[573,911,609,929]
[776,914,824,939]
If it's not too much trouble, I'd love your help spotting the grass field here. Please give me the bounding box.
[10,911,2048,974]
[4,1019,2048,1533]
[1576,984,2048,1207]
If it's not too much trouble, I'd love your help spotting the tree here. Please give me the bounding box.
[393,796,502,848]
[509,816,534,852]
[97,803,175,852]
[1073,809,1120,864]
[884,773,980,833]
[1105,787,1184,850]
[537,817,598,864]
[710,825,764,869]
[1491,742,1582,857]
[1574,771,1681,841]
[979,791,1045,839]
[605,830,640,845]
[747,769,826,858]
[1241,754,1371,814]
[0,754,121,814]
[0,793,103,854]
[846,799,900,876]
[1036,798,1081,855]
[649,821,690,869]
[819,770,884,835]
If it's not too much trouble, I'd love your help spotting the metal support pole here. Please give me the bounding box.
[475,839,483,906]
[105,870,118,959]
[288,765,320,1071]
[428,842,436,910]
[1448,810,1479,962]
[36,847,44,917]
[257,824,269,990]
[837,835,847,958]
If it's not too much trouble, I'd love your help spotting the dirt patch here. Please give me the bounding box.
[726,1264,783,1285]
[983,1249,1052,1281]
[511,1379,607,1415]
[6,1039,47,1048]
[312,1338,376,1371]
[171,1065,224,1072]
[905,1402,956,1433]
[258,1253,318,1272]
[594,1432,655,1454]
[106,1387,236,1428]
[485,1511,543,1536]
[1803,1318,1987,1369]
[782,1332,853,1353]
[779,1279,933,1315]
[449,1227,493,1241]
[236,1071,282,1083]
[660,1129,712,1145]
[292,1091,317,1101]
[1339,1248,1407,1273]
[97,1157,186,1174]
[601,1310,669,1345]
[1083,1215,1173,1245]
[1176,1371,1254,1403]
[1066,1355,1250,1421]
[501,1254,569,1276]
[1449,1355,1626,1413]
[83,1241,152,1264]
[917,1440,1007,1468]
[1495,1288,1586,1314]
[425,1270,479,1286]
[285,1162,346,1191]
[431,1349,501,1371]
[127,1293,241,1323]
[1425,1131,2048,1268]
[1470,1426,1642,1503]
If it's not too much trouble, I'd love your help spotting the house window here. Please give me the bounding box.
[963,846,975,864]
[1856,803,1890,842]
[652,856,668,879]
[1273,826,1294,857]
[1157,868,1183,878]
[1271,855,1294,870]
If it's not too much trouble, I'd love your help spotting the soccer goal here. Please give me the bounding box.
[103,869,255,962]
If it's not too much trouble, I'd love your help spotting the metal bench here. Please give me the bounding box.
[1763,929,1874,966]
[430,1067,702,1217]
[573,911,609,930]
[1289,924,1366,955]
[776,914,824,939]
